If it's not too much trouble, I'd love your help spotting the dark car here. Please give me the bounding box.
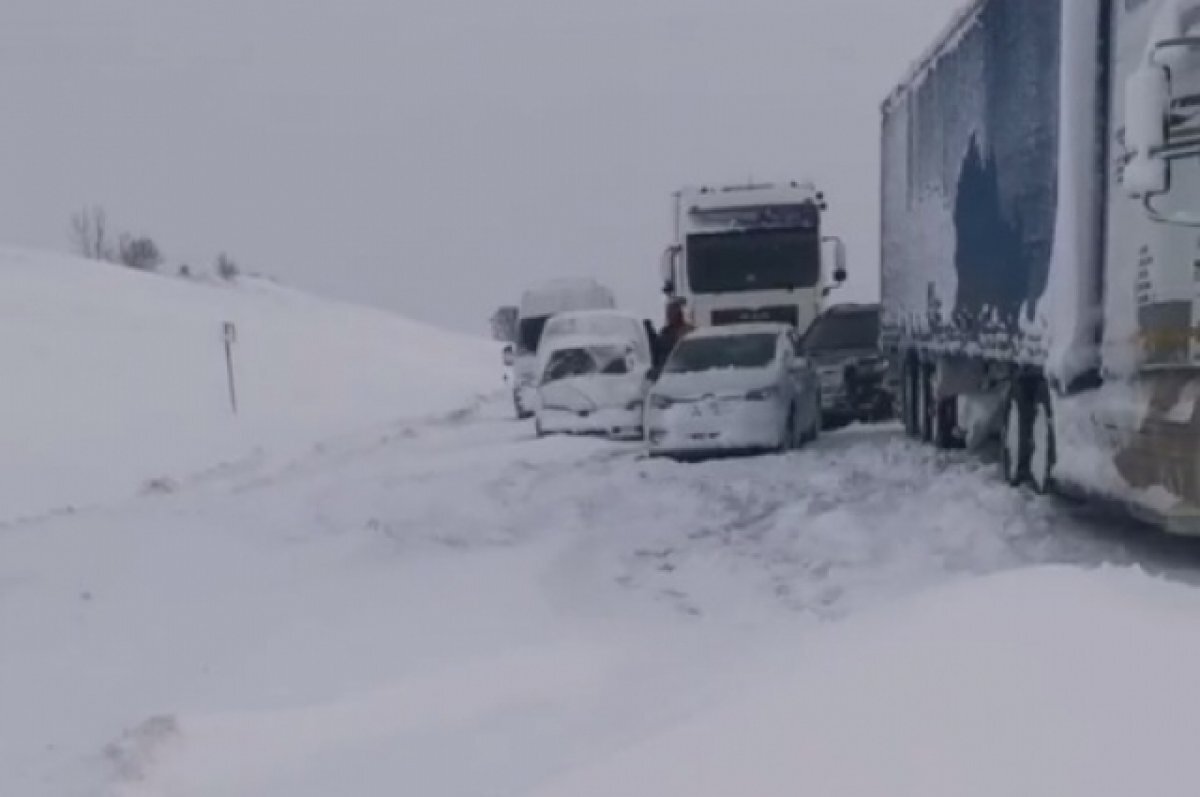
[801,303,894,428]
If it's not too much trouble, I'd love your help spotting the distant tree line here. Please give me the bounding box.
[69,205,240,281]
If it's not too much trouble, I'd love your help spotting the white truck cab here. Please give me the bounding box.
[660,181,846,334]
[504,279,617,419]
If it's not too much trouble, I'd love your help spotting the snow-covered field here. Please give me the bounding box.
[5,249,1200,797]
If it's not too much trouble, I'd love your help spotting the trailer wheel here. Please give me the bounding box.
[901,356,921,438]
[1001,381,1033,487]
[1029,381,1056,494]
[933,396,960,450]
[918,363,935,444]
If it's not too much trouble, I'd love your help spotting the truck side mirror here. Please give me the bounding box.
[1123,63,1170,198]
[823,236,848,284]
[660,245,681,294]
[502,345,516,367]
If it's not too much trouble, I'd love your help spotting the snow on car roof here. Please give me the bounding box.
[539,333,638,353]
[548,309,641,322]
[686,323,791,340]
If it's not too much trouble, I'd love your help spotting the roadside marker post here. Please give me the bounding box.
[223,322,238,415]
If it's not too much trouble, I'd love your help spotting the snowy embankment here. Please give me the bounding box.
[0,247,503,521]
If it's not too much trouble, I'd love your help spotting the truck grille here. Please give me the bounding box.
[711,306,799,327]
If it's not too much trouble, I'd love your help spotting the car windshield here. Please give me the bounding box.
[803,310,880,352]
[542,346,630,383]
[664,333,778,374]
[686,228,821,293]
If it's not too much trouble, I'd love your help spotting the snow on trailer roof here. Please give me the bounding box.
[881,0,983,114]
[519,279,616,318]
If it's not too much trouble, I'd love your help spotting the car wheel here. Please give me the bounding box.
[781,409,797,452]
[801,395,819,444]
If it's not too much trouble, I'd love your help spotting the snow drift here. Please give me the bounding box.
[533,566,1200,797]
[0,247,502,521]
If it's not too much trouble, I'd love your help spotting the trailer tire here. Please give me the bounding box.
[1001,380,1033,487]
[918,363,935,444]
[933,396,960,450]
[1029,380,1056,495]
[901,356,921,438]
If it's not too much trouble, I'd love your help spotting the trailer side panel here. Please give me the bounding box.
[881,0,1063,363]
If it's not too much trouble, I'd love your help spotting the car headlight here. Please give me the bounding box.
[649,394,675,410]
[745,386,780,401]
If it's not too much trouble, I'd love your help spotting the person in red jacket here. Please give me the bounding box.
[656,299,693,364]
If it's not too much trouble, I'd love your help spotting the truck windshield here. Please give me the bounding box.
[803,310,880,353]
[517,316,550,354]
[686,229,820,294]
[665,334,778,374]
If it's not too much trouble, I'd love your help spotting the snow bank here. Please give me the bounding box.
[533,566,1200,797]
[0,247,502,520]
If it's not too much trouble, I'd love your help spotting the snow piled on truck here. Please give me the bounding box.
[1034,0,1106,386]
[0,246,502,522]
[534,566,1200,797]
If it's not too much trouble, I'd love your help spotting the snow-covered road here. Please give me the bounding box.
[4,395,1198,797]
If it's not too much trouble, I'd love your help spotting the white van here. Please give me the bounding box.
[504,280,617,419]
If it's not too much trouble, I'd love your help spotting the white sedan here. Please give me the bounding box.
[644,323,820,458]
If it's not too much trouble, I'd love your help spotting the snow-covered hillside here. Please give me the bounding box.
[0,247,503,521]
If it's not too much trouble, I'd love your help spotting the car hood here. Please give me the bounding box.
[652,366,779,400]
[539,374,646,412]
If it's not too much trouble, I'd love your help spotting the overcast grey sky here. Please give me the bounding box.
[1,0,963,335]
